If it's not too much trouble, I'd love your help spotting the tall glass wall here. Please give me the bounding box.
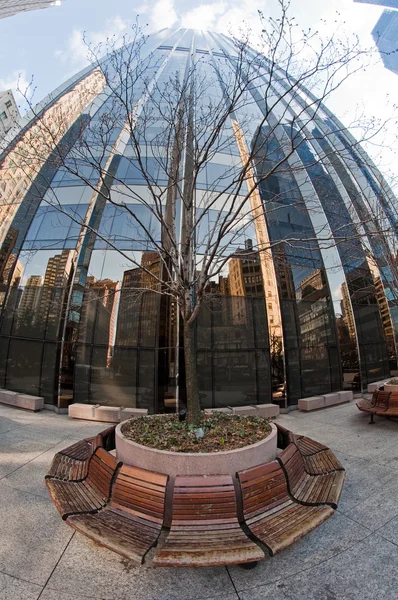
[0,27,396,411]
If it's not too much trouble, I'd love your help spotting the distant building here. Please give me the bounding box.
[0,1,62,19]
[0,90,20,141]
[372,9,398,74]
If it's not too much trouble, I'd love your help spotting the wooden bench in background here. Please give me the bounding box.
[153,475,264,567]
[357,388,398,423]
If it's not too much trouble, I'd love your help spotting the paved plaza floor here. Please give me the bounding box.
[1,400,398,599]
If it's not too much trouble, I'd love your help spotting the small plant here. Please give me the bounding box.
[387,378,398,385]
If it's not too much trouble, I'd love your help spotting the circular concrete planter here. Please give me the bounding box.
[384,381,398,392]
[115,420,277,525]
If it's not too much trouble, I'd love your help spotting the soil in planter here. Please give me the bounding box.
[120,412,272,453]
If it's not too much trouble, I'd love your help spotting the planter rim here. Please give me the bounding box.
[115,420,277,457]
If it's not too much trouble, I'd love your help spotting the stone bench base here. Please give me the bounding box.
[298,391,353,412]
[204,404,280,419]
[68,403,148,423]
[0,390,44,411]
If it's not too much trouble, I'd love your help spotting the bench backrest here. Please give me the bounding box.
[388,392,398,411]
[237,460,290,520]
[111,464,168,524]
[171,475,238,526]
[86,448,119,500]
[374,390,390,409]
[295,436,327,457]
[93,425,116,452]
[277,443,306,494]
[59,439,93,461]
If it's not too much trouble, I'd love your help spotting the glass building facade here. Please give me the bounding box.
[0,28,397,412]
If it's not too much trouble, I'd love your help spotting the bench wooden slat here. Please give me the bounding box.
[238,460,333,556]
[153,474,264,567]
[67,463,168,564]
[277,443,345,509]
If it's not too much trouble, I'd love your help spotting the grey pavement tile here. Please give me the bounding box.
[376,515,398,545]
[248,534,398,600]
[0,482,73,586]
[333,452,397,514]
[342,475,398,530]
[38,589,97,600]
[228,511,370,592]
[46,535,236,600]
[2,437,83,497]
[238,581,297,600]
[0,572,42,600]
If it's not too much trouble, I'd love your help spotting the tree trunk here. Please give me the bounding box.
[183,319,201,426]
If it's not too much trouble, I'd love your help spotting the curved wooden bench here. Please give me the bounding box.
[46,425,344,566]
[153,475,264,567]
[277,443,344,509]
[357,388,397,423]
[67,464,168,564]
[46,448,120,519]
[46,438,95,482]
[288,433,344,475]
[238,460,334,556]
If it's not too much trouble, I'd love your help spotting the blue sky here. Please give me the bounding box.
[0,0,387,106]
[1,0,398,177]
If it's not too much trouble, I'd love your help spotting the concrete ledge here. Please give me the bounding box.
[324,393,340,407]
[254,403,280,419]
[204,407,233,415]
[68,403,99,420]
[367,380,387,393]
[0,390,18,406]
[69,403,148,422]
[0,390,44,411]
[298,396,324,411]
[120,408,148,421]
[95,406,120,423]
[231,406,257,416]
[338,391,353,403]
[16,394,44,411]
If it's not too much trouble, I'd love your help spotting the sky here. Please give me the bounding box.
[1,0,398,178]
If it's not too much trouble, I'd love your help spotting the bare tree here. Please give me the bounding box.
[3,2,397,424]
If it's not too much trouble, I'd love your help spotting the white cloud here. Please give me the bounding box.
[54,16,132,70]
[182,2,227,30]
[147,0,178,30]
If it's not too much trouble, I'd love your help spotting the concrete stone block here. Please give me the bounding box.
[204,407,233,415]
[94,406,120,423]
[298,396,324,411]
[338,390,353,403]
[68,403,99,420]
[0,390,18,406]
[15,394,44,411]
[231,406,257,416]
[367,380,387,393]
[323,393,340,407]
[119,408,148,421]
[254,403,280,419]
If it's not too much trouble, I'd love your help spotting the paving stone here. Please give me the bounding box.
[261,535,398,600]
[46,535,236,600]
[39,589,97,600]
[0,571,41,600]
[0,481,73,586]
[2,437,83,497]
[228,511,369,592]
